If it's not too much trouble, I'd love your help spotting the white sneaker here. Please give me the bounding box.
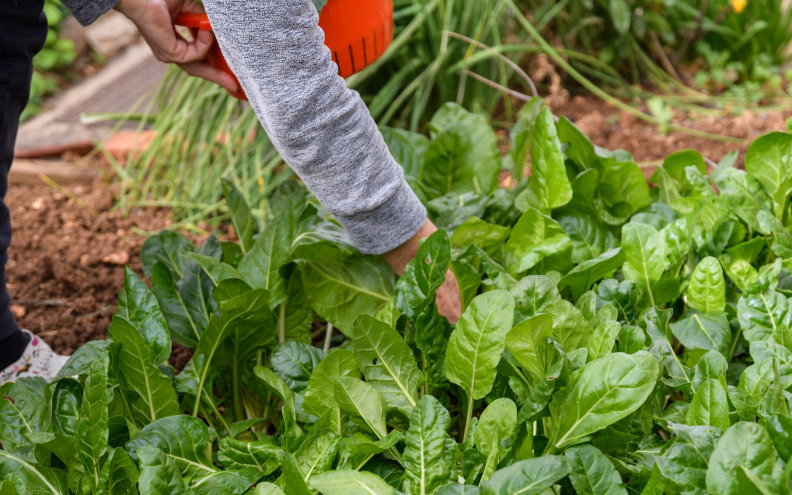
[0,330,69,384]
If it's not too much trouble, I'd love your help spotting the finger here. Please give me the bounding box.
[178,61,240,92]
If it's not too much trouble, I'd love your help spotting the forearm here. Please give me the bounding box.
[203,0,427,255]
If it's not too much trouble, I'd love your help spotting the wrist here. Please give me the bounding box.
[114,0,148,23]
[382,219,437,276]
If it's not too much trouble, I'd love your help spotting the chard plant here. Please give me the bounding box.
[2,101,792,494]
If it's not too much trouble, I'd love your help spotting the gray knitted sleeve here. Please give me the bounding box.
[60,0,119,25]
[203,0,427,255]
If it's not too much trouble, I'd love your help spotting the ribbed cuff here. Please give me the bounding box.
[62,0,120,26]
[334,181,427,255]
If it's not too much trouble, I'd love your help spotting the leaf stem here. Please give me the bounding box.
[323,323,334,353]
[278,303,286,344]
[462,392,474,444]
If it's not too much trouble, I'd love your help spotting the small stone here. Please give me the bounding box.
[102,250,130,265]
[10,305,26,319]
[79,254,92,266]
[31,198,44,210]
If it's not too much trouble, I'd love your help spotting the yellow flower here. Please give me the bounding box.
[730,0,747,14]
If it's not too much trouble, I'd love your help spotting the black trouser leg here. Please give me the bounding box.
[0,0,48,357]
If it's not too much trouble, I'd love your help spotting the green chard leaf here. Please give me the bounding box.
[403,396,452,495]
[744,131,792,218]
[136,445,189,495]
[74,353,110,493]
[529,107,573,210]
[621,223,667,308]
[311,470,396,495]
[107,316,180,424]
[566,444,627,495]
[115,266,171,364]
[298,252,395,334]
[505,208,571,275]
[221,177,256,254]
[333,377,389,439]
[506,313,556,384]
[238,215,291,308]
[549,351,660,450]
[445,290,515,405]
[395,229,451,320]
[350,315,424,418]
[303,349,360,420]
[685,378,730,430]
[476,398,518,481]
[420,103,501,198]
[479,456,570,495]
[656,422,721,493]
[686,257,726,314]
[706,422,784,495]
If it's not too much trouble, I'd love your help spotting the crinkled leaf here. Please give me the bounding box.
[566,444,627,495]
[218,437,283,475]
[107,316,180,424]
[271,342,325,393]
[395,230,452,320]
[686,257,726,314]
[116,266,171,364]
[670,312,732,356]
[403,396,452,495]
[420,103,501,198]
[656,422,720,494]
[303,349,360,419]
[350,315,424,417]
[737,289,791,343]
[140,230,195,279]
[505,208,571,275]
[706,422,783,495]
[559,213,617,263]
[334,377,388,439]
[96,447,139,495]
[136,445,188,495]
[744,131,792,218]
[75,353,109,493]
[298,253,395,334]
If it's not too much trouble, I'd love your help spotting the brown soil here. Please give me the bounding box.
[4,178,181,363]
[549,95,792,164]
[6,92,791,371]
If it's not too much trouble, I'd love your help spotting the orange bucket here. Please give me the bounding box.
[175,0,394,101]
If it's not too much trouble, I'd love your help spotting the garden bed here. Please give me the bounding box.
[2,92,791,494]
[9,92,791,370]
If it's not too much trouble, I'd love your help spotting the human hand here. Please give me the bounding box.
[436,270,461,324]
[383,219,462,324]
[115,0,238,92]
